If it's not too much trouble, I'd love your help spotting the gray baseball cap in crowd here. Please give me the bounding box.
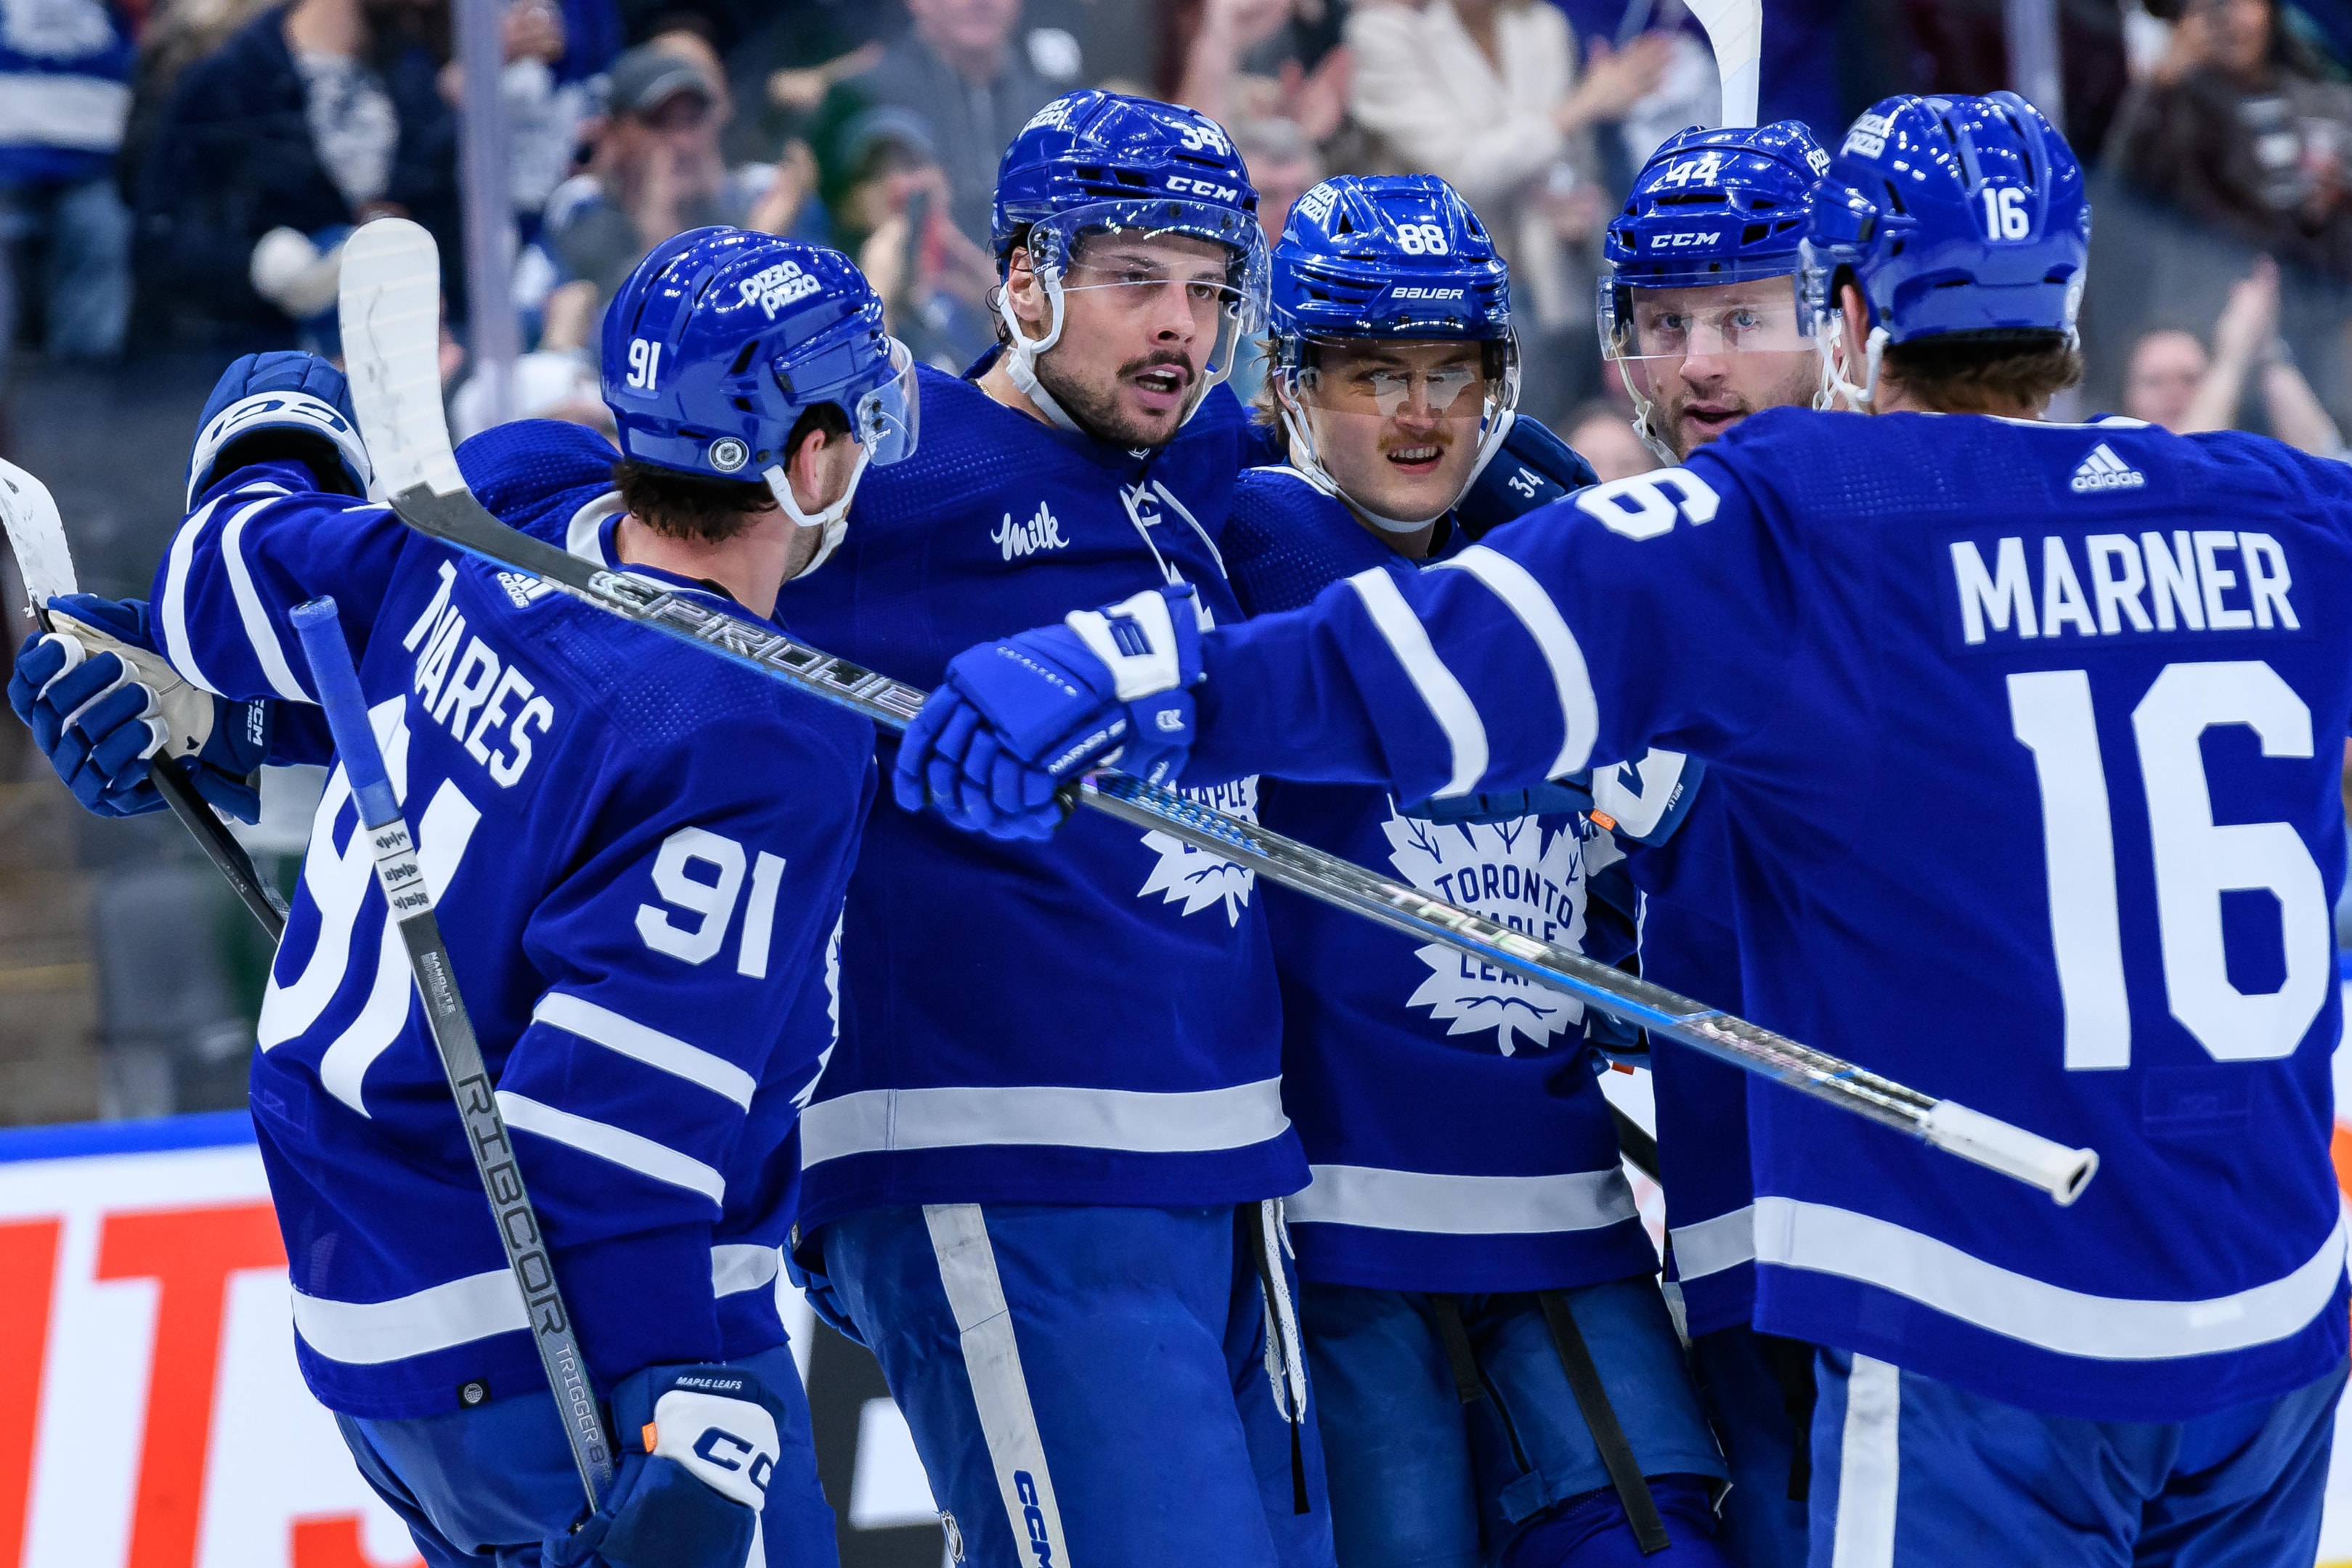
[606,46,713,118]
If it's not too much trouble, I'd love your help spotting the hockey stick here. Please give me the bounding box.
[1687,0,1764,129]
[0,458,290,940]
[288,595,614,1511]
[338,219,2098,1205]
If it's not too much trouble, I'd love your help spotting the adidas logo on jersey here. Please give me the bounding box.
[2070,443,2146,494]
[497,571,555,608]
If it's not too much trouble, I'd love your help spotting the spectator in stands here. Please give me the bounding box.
[1346,0,1672,412]
[0,0,135,370]
[132,0,462,346]
[1563,398,1656,481]
[818,0,1062,250]
[1226,115,1322,403]
[534,44,807,330]
[1173,0,1354,147]
[2108,0,2352,280]
[837,109,996,371]
[2123,254,2345,452]
[505,0,626,232]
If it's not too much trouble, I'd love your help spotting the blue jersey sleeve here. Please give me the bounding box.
[151,461,412,703]
[1190,454,1806,801]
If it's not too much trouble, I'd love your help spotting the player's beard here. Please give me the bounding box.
[1037,348,1198,449]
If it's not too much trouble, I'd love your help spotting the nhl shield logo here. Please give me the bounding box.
[709,437,750,473]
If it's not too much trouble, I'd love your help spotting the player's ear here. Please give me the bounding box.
[1003,246,1051,339]
[784,420,857,515]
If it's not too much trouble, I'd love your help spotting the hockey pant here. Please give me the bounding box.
[821,1200,1337,1568]
[1299,1278,1733,1568]
[1687,1323,1813,1568]
[335,1343,836,1568]
[1809,1347,2348,1567]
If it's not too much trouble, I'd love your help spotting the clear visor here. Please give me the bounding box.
[1598,273,1813,363]
[1025,197,1272,379]
[1277,336,1521,526]
[853,335,920,466]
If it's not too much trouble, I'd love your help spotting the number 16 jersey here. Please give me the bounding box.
[1189,407,2352,1422]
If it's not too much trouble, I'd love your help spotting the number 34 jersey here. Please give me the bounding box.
[153,421,876,1421]
[1192,407,2352,1422]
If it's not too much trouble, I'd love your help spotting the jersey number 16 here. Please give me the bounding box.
[2010,659,2330,1069]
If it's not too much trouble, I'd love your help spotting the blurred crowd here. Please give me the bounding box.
[10,0,2352,446]
[10,0,2352,1114]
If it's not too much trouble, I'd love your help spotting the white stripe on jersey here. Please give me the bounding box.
[1433,545,1599,779]
[712,1243,782,1297]
[800,1078,1290,1167]
[1346,566,1489,797]
[534,992,757,1108]
[1287,1163,1636,1236]
[497,1090,727,1204]
[1669,1203,1757,1281]
[1757,1197,2346,1359]
[220,493,312,701]
[925,1204,1075,1568]
[1831,1355,1902,1568]
[159,493,233,695]
[291,1267,529,1365]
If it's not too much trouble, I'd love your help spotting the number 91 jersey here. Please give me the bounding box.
[156,421,876,1421]
[1195,406,2352,1423]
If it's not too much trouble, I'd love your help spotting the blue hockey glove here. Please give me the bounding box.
[783,1234,866,1348]
[1404,775,1596,826]
[7,595,269,820]
[186,350,372,508]
[1457,412,1601,541]
[544,1363,792,1568]
[893,584,1206,841]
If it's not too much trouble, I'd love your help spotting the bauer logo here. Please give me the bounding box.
[709,438,749,473]
[740,260,821,318]
[1389,287,1464,301]
[993,502,1070,560]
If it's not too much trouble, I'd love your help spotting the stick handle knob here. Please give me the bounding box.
[1924,1100,2100,1205]
[291,597,400,830]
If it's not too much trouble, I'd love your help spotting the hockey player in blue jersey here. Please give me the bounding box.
[1593,121,1836,1568]
[1226,172,1730,1568]
[9,228,919,1567]
[770,90,1338,1568]
[895,91,2352,1565]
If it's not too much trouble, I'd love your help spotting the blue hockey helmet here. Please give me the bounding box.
[988,90,1271,419]
[601,227,917,575]
[1598,121,1830,460]
[1266,174,1521,531]
[1802,92,2088,402]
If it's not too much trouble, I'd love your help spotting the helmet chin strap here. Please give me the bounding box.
[763,444,874,580]
[1276,387,1467,537]
[993,279,1086,435]
[1815,314,1887,412]
[1611,357,1684,466]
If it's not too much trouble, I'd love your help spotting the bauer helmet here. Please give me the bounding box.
[1267,174,1518,531]
[602,227,919,576]
[1802,92,2088,408]
[1600,120,1830,460]
[989,89,1271,428]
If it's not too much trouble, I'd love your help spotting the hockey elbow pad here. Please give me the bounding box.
[545,1363,790,1568]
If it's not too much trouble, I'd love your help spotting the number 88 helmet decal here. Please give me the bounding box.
[1266,173,1518,530]
[601,227,920,577]
[1800,92,2088,409]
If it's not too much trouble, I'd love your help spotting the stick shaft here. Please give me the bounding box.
[290,597,614,1509]
[378,481,2098,1204]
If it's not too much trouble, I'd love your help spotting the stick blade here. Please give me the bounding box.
[0,457,78,607]
[1687,0,1762,128]
[339,219,465,499]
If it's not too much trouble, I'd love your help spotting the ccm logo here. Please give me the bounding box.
[1392,287,1463,300]
[1651,232,1722,248]
[1167,176,1240,201]
[1014,1471,1057,1567]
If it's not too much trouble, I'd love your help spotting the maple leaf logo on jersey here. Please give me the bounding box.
[1137,777,1259,926]
[1381,809,1588,1055]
